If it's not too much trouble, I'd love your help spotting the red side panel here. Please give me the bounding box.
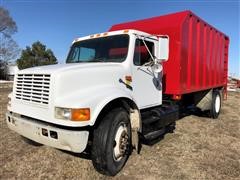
[179,13,229,95]
[109,10,229,96]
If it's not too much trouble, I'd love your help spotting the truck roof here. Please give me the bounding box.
[72,29,157,44]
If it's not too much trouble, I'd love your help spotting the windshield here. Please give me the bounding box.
[66,34,129,63]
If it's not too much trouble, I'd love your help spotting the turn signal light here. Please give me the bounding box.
[71,108,90,121]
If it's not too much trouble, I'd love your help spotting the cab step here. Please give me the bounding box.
[141,104,179,135]
[143,127,166,140]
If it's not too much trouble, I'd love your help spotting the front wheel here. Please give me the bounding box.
[91,108,131,176]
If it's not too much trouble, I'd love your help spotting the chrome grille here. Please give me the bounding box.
[15,74,51,104]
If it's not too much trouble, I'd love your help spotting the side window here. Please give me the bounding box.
[134,39,154,66]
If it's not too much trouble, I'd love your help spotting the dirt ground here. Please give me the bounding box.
[0,86,239,180]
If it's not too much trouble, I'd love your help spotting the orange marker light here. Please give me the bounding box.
[71,108,90,121]
[103,32,108,36]
[172,94,182,100]
[96,34,101,37]
[123,30,129,33]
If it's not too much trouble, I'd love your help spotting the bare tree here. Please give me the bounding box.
[0,35,19,61]
[0,7,17,36]
[0,6,20,80]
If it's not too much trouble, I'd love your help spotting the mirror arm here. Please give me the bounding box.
[135,34,156,65]
[141,38,155,62]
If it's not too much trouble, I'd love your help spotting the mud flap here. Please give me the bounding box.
[130,109,141,153]
[196,90,212,111]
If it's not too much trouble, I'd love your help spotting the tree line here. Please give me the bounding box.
[0,6,58,80]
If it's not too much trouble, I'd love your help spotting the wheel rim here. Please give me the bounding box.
[113,124,129,161]
[215,95,221,113]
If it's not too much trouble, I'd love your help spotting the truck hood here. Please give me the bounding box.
[18,63,128,102]
[50,62,130,108]
[18,63,122,74]
[10,62,131,127]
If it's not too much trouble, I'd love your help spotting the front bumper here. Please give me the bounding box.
[6,112,89,153]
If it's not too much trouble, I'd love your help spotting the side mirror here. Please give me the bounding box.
[156,36,169,61]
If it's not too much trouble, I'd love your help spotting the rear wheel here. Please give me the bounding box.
[210,90,221,119]
[91,108,131,176]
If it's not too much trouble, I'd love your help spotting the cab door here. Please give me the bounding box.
[131,38,162,109]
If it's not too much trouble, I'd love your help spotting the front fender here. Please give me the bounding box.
[55,86,134,126]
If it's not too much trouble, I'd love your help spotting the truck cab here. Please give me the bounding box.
[6,29,169,175]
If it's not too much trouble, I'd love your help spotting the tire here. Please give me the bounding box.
[210,90,221,119]
[91,108,131,176]
[21,136,43,146]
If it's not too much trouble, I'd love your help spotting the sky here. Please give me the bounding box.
[1,0,240,78]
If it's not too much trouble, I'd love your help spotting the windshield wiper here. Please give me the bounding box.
[88,58,105,62]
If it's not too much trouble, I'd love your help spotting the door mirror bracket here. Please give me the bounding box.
[152,61,163,73]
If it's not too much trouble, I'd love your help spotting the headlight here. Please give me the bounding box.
[55,107,71,120]
[55,107,90,121]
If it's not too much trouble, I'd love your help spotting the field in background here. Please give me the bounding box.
[0,83,239,179]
